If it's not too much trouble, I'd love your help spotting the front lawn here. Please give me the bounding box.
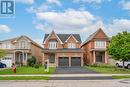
[0,76,49,80]
[112,76,130,79]
[85,64,130,74]
[0,66,55,75]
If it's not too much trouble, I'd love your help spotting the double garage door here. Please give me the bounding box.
[58,57,81,67]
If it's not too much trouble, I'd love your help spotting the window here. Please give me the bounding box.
[20,41,26,48]
[2,42,11,49]
[68,43,76,48]
[95,41,106,48]
[49,42,57,49]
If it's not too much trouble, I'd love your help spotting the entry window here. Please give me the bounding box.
[49,54,55,63]
[20,41,26,49]
[95,41,106,48]
[49,42,57,49]
[68,43,76,48]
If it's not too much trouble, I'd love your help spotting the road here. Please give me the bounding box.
[0,79,130,87]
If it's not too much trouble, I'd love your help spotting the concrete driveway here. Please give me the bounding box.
[54,67,97,74]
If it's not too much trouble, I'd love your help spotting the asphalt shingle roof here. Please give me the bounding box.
[43,34,82,43]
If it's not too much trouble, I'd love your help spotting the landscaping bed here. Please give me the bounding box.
[0,66,55,75]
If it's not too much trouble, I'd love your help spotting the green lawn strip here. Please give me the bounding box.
[0,76,49,80]
[85,66,130,74]
[112,76,130,79]
[0,66,55,75]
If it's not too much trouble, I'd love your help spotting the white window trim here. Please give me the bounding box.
[94,41,106,48]
[49,42,57,49]
[68,43,76,48]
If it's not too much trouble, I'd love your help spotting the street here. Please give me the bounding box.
[0,79,130,87]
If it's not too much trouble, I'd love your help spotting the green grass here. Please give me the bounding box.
[0,66,55,75]
[0,76,49,80]
[112,76,130,79]
[85,65,130,74]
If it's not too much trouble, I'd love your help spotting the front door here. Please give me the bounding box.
[49,54,55,63]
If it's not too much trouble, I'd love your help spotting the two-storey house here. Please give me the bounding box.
[81,28,110,65]
[42,31,84,67]
[0,35,43,67]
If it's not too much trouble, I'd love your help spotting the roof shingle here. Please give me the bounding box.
[43,34,82,43]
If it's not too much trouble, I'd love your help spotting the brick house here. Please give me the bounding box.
[0,35,43,67]
[42,31,84,67]
[81,28,110,65]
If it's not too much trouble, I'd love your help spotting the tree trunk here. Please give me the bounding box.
[122,61,125,69]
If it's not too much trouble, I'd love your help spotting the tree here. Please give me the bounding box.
[0,49,6,58]
[107,31,130,68]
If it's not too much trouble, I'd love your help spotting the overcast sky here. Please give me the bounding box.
[0,0,130,45]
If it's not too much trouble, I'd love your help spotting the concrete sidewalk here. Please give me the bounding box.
[0,74,130,77]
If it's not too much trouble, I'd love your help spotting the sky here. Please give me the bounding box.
[0,0,130,45]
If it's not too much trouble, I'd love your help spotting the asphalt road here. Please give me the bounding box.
[0,79,130,87]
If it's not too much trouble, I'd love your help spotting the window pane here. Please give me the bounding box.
[95,41,106,48]
[68,43,76,48]
[49,42,57,49]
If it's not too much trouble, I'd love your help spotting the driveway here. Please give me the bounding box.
[54,67,97,74]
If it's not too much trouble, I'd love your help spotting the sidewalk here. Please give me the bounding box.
[0,74,130,77]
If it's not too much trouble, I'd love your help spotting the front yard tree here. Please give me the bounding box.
[0,49,6,59]
[107,31,130,68]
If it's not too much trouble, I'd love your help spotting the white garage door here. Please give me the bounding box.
[1,58,12,67]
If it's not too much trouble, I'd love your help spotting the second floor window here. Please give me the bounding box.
[49,42,57,49]
[95,41,106,48]
[68,43,76,48]
[2,42,11,49]
[20,41,26,48]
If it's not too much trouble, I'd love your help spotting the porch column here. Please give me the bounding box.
[56,54,58,67]
[105,51,108,63]
[81,53,84,66]
[69,56,71,67]
[26,53,27,65]
[13,51,15,64]
[22,52,24,64]
[93,51,96,64]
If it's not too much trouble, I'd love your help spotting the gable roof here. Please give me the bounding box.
[81,28,109,46]
[0,35,43,49]
[43,33,82,44]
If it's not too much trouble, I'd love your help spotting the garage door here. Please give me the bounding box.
[71,57,81,66]
[0,57,12,67]
[58,57,69,67]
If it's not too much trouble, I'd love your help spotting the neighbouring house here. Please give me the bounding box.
[81,28,110,65]
[0,35,43,67]
[42,31,84,67]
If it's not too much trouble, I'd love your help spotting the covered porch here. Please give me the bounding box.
[91,49,108,64]
[13,50,31,66]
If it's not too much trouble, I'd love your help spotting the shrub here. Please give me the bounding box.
[27,56,36,67]
[34,64,39,69]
